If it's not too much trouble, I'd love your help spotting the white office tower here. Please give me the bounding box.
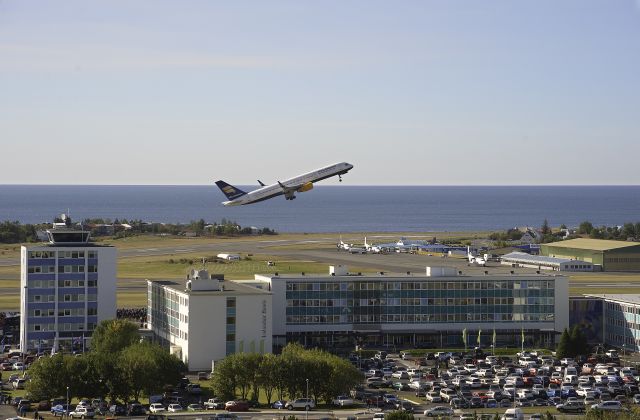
[20,214,116,353]
[147,269,273,371]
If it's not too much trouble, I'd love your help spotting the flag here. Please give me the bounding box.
[462,328,467,348]
[492,329,496,347]
[521,328,525,346]
[477,329,482,345]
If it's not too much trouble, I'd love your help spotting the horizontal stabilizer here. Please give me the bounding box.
[215,181,247,201]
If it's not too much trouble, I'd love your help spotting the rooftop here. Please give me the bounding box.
[501,252,591,266]
[542,238,640,251]
[586,294,640,306]
[150,279,271,296]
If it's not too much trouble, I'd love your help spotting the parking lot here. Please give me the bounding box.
[349,349,639,418]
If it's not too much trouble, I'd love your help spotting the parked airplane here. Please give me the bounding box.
[364,237,381,253]
[467,246,487,266]
[337,236,352,251]
[215,162,354,206]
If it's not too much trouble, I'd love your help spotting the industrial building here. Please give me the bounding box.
[20,215,116,353]
[501,252,594,272]
[541,238,640,271]
[146,269,272,371]
[249,265,568,352]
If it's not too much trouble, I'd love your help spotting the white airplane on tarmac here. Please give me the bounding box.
[215,162,354,206]
[467,246,487,266]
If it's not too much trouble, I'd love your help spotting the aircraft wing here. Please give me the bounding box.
[278,181,305,200]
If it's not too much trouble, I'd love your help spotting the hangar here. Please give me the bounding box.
[541,238,640,271]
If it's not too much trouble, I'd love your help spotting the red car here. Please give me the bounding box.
[224,400,249,412]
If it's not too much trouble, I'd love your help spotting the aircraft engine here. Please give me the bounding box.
[297,182,314,193]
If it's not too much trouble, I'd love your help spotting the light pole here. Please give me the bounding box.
[305,378,309,420]
[66,386,70,417]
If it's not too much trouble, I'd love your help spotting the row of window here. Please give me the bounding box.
[29,265,98,274]
[28,280,98,288]
[31,307,97,317]
[607,332,640,347]
[605,258,640,263]
[286,297,554,308]
[226,298,236,355]
[285,280,555,292]
[608,302,640,314]
[28,250,98,259]
[28,294,97,303]
[285,312,555,325]
[29,322,95,332]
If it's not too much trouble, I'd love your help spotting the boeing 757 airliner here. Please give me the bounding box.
[215,162,354,206]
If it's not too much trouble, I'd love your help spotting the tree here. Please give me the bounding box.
[120,341,185,401]
[570,325,589,357]
[90,319,141,401]
[578,221,594,235]
[541,219,551,235]
[556,328,571,359]
[259,353,279,404]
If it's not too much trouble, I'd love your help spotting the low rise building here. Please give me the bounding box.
[501,252,594,272]
[147,269,272,371]
[585,294,640,353]
[251,266,569,352]
[541,239,640,271]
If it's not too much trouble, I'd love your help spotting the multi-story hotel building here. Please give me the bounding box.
[20,215,116,353]
[147,269,272,371]
[251,265,569,351]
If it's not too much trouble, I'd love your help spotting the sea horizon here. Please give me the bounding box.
[2,185,639,233]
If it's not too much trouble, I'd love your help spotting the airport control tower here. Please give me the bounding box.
[20,214,116,353]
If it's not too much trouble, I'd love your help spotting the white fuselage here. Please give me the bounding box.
[222,162,353,206]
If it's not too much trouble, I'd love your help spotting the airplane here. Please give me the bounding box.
[364,237,381,253]
[467,246,487,266]
[337,236,352,251]
[215,162,354,206]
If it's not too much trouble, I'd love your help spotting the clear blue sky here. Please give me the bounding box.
[1,0,639,185]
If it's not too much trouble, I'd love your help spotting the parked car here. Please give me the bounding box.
[69,406,95,419]
[149,403,166,413]
[51,404,70,417]
[129,403,146,415]
[225,400,250,412]
[285,398,315,411]
[556,401,586,413]
[332,395,354,406]
[167,404,183,412]
[591,400,625,411]
[204,398,225,410]
[272,400,287,409]
[186,383,202,395]
[424,406,454,417]
[108,405,126,416]
[197,371,209,380]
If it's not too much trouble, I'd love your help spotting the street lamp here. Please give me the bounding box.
[305,378,309,420]
[66,386,70,417]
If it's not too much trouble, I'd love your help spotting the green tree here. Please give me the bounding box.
[570,325,589,357]
[119,341,185,401]
[89,319,141,401]
[556,328,571,359]
[25,353,68,401]
[578,221,594,235]
[541,219,551,235]
[211,355,239,400]
[259,353,280,404]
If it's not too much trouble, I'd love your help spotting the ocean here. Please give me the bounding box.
[0,185,639,233]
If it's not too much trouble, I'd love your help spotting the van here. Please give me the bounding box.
[501,408,524,420]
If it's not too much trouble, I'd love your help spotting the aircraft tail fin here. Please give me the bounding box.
[215,181,248,201]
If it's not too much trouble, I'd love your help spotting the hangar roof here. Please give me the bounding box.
[543,238,640,252]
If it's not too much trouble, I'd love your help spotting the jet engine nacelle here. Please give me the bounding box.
[297,182,314,193]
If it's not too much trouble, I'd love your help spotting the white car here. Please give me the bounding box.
[426,391,442,403]
[167,404,183,412]
[332,395,354,407]
[69,407,95,419]
[149,403,166,413]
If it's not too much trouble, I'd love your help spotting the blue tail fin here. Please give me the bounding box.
[215,181,247,201]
